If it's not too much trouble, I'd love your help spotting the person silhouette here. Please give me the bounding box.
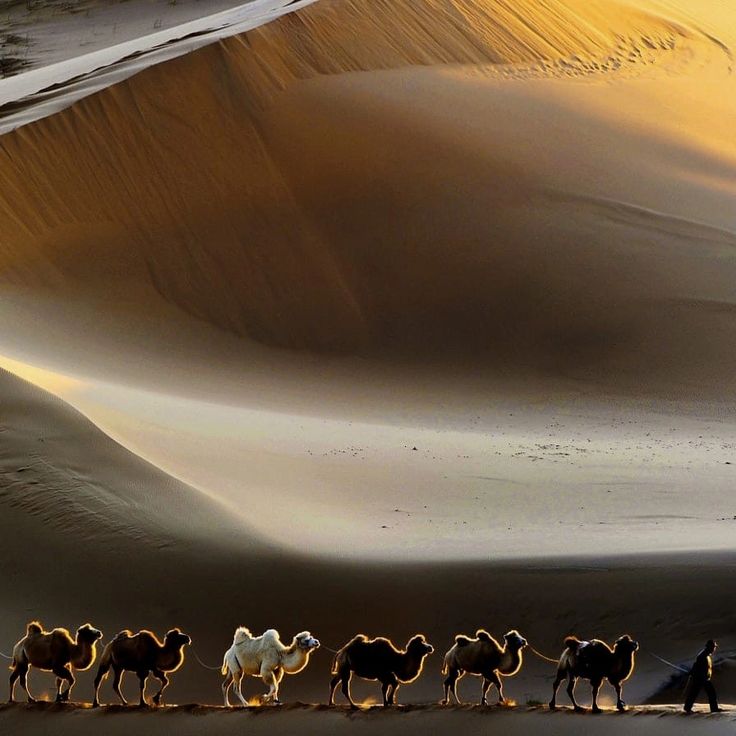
[683,639,722,713]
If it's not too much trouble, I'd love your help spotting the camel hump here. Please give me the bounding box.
[564,636,581,650]
[261,629,281,646]
[346,634,368,647]
[341,634,369,653]
[475,629,493,644]
[26,621,42,636]
[455,635,473,647]
[233,627,252,645]
[113,630,133,642]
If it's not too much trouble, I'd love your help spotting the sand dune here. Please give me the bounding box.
[1,0,735,558]
[0,0,735,728]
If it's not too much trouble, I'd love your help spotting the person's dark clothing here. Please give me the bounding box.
[684,648,719,713]
[690,649,713,681]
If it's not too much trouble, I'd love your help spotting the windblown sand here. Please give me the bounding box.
[0,0,735,731]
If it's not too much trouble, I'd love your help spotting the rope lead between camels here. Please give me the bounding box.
[528,644,559,665]
[0,651,13,660]
[192,650,222,671]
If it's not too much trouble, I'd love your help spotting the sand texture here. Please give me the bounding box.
[0,0,735,730]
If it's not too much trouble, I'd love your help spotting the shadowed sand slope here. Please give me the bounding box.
[0,0,733,389]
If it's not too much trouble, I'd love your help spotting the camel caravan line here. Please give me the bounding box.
[6,621,642,711]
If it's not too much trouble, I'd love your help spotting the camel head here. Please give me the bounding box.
[77,624,103,644]
[407,634,434,657]
[294,631,320,651]
[613,635,639,654]
[504,630,528,652]
[165,628,192,648]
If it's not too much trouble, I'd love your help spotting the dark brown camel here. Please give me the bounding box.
[329,634,434,707]
[92,628,191,707]
[9,621,102,703]
[441,629,527,705]
[549,634,639,713]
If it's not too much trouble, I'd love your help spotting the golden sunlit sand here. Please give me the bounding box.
[0,0,735,734]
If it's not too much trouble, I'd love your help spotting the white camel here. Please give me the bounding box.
[221,627,320,706]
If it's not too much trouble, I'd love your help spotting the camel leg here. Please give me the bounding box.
[92,662,110,708]
[9,662,33,704]
[233,670,248,707]
[112,667,128,705]
[8,665,20,703]
[137,670,148,707]
[272,668,284,704]
[19,667,34,704]
[341,671,357,708]
[591,677,603,714]
[329,673,341,705]
[151,669,169,706]
[260,666,279,704]
[222,672,234,707]
[567,675,584,712]
[381,674,399,706]
[53,665,74,703]
[613,681,626,712]
[381,680,391,706]
[480,677,493,706]
[483,671,505,704]
[549,670,564,710]
[443,668,462,705]
[389,681,400,706]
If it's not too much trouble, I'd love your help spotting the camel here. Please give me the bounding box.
[441,629,527,705]
[329,634,434,707]
[549,634,639,713]
[221,628,320,706]
[92,628,191,707]
[9,621,103,703]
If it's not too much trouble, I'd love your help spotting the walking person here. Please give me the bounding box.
[683,639,723,713]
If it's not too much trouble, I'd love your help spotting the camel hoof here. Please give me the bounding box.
[549,702,557,711]
[592,707,602,715]
[617,702,626,712]
[27,698,36,704]
[574,706,586,713]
